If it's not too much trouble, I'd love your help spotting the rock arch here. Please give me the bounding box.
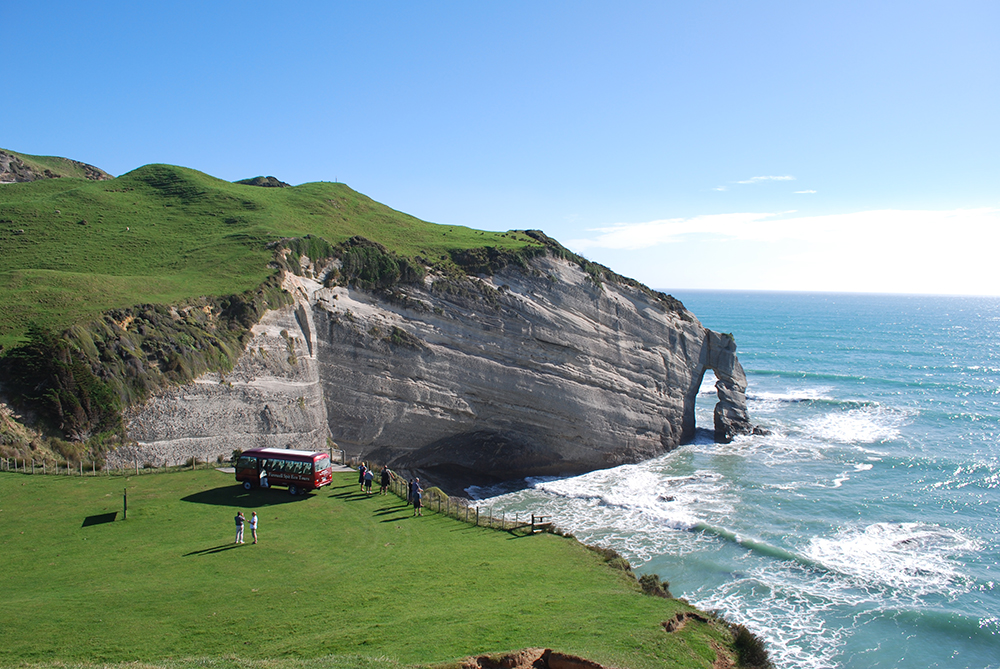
[701,330,757,443]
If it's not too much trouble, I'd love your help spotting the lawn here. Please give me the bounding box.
[0,469,731,669]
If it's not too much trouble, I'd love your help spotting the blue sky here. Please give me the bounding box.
[4,1,998,295]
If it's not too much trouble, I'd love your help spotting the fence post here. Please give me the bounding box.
[475,507,479,526]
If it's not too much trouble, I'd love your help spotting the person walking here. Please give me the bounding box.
[250,512,259,544]
[412,478,423,517]
[363,467,374,495]
[234,511,245,544]
[380,466,392,495]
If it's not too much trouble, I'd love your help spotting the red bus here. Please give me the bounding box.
[235,448,333,495]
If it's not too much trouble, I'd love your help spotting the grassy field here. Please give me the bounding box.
[0,469,734,669]
[0,157,542,348]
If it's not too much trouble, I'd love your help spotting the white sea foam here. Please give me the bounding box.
[799,405,909,444]
[691,576,849,669]
[804,522,981,597]
[927,460,1000,491]
[474,451,736,562]
[707,382,837,416]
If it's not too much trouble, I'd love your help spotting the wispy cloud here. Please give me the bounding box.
[794,190,817,194]
[736,175,796,184]
[567,207,1000,253]
[568,212,783,251]
[711,186,728,192]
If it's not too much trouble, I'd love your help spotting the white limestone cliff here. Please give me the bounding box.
[122,253,755,487]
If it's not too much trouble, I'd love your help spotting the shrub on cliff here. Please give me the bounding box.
[0,274,291,449]
[731,623,773,669]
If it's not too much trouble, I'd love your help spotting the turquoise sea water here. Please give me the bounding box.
[471,291,1000,669]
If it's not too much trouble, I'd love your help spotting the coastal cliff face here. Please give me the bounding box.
[117,299,328,468]
[123,253,753,486]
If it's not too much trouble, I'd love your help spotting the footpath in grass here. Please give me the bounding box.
[0,469,732,669]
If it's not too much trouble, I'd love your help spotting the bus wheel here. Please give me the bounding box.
[243,481,253,491]
[288,485,299,496]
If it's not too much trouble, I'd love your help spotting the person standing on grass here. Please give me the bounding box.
[380,466,392,495]
[358,463,367,491]
[363,467,374,495]
[250,512,259,544]
[234,511,245,544]
[412,478,423,516]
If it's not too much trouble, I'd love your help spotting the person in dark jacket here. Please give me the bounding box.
[411,478,423,516]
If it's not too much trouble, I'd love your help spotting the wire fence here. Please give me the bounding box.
[2,455,556,534]
[0,456,212,477]
[378,469,554,535]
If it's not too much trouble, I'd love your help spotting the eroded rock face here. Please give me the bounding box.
[0,150,111,183]
[124,254,753,487]
[118,293,328,468]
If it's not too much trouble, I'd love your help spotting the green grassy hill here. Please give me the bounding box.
[0,153,541,349]
[0,469,739,669]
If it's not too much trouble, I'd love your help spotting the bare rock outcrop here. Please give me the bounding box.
[124,253,755,487]
[0,150,112,183]
[119,280,328,468]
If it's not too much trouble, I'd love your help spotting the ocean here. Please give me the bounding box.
[468,291,1000,669]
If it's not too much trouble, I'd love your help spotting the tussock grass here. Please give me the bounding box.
[0,470,734,669]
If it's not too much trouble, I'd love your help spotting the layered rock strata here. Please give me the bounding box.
[117,292,328,468]
[124,254,755,486]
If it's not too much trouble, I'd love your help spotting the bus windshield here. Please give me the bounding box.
[313,456,331,472]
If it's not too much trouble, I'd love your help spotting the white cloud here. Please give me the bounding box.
[712,186,728,191]
[567,211,780,251]
[736,175,796,184]
[794,190,817,194]
[566,207,1000,295]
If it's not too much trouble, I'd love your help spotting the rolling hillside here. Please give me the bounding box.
[0,152,541,349]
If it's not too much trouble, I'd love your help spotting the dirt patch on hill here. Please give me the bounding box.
[662,610,710,633]
[461,647,612,669]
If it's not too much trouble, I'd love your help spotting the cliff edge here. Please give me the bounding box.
[122,250,756,490]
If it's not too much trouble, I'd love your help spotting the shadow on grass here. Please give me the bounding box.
[373,504,410,515]
[181,485,309,508]
[82,512,118,527]
[329,489,370,501]
[183,543,244,556]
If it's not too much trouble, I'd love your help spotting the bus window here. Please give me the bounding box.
[314,456,331,472]
[237,456,257,470]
